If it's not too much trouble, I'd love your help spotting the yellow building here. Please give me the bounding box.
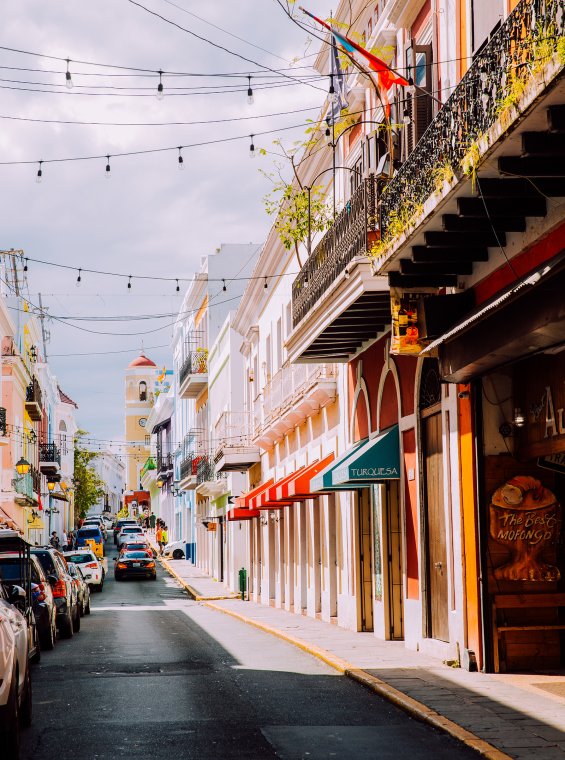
[124,353,158,491]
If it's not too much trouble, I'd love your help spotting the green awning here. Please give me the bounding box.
[310,440,374,492]
[332,426,400,485]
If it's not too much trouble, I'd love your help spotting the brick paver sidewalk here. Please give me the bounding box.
[164,558,565,759]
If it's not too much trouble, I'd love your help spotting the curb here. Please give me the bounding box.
[158,559,511,760]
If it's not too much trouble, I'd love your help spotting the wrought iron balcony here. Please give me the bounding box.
[379,0,564,241]
[39,443,61,475]
[292,176,378,328]
[25,378,42,421]
[157,452,173,475]
[196,455,215,485]
[179,452,201,490]
[14,464,41,504]
[213,411,260,471]
[179,350,208,399]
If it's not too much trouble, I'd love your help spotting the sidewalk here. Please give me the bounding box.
[161,557,565,760]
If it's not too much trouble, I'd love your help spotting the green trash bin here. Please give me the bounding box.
[238,567,247,600]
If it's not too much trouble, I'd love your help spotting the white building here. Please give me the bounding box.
[90,449,125,517]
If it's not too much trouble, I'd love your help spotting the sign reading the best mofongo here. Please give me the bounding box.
[514,352,565,460]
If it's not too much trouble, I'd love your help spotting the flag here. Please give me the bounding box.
[300,6,408,115]
[328,36,348,125]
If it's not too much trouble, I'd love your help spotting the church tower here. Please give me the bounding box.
[124,352,157,492]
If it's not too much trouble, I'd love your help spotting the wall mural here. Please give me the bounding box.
[489,476,561,582]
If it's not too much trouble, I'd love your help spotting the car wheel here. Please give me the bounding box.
[0,667,20,759]
[20,663,32,728]
[30,641,41,665]
[96,581,104,592]
[150,574,157,580]
[172,549,185,560]
[40,616,56,651]
[59,611,74,639]
[72,606,81,633]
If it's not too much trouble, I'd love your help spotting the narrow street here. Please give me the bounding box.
[21,541,477,760]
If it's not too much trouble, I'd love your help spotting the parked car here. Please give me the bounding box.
[66,563,91,617]
[31,547,80,638]
[0,579,32,758]
[114,551,156,581]
[116,526,146,548]
[83,518,107,540]
[162,539,187,560]
[113,518,138,544]
[75,527,104,558]
[62,549,104,592]
[0,552,57,651]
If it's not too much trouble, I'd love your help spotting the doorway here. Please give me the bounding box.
[358,488,374,632]
[384,481,404,640]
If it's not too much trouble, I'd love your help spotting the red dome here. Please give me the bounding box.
[128,353,157,368]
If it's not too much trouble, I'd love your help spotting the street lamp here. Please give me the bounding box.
[156,477,164,489]
[15,457,30,476]
[47,479,56,492]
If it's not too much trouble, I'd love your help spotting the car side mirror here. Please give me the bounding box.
[47,574,58,585]
[8,584,26,603]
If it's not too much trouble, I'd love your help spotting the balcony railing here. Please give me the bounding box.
[15,464,41,501]
[196,455,215,485]
[179,350,208,385]
[379,0,562,238]
[157,452,173,474]
[292,176,378,327]
[180,453,200,481]
[39,443,61,466]
[255,364,337,437]
[214,412,253,448]
[0,407,6,437]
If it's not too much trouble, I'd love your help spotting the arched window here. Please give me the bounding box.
[139,381,147,401]
[419,358,442,412]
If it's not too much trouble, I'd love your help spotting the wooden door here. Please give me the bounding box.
[386,481,404,640]
[423,412,449,642]
[358,489,374,632]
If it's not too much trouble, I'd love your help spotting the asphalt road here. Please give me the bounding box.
[21,541,478,760]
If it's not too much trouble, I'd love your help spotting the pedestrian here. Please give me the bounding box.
[149,513,156,530]
[161,525,168,555]
[61,529,67,548]
[156,524,163,555]
[49,531,60,550]
[67,532,74,550]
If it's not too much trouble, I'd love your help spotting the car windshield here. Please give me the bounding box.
[32,550,56,576]
[125,543,147,549]
[123,551,151,559]
[64,553,95,564]
[122,527,142,533]
[0,558,26,582]
[77,529,100,538]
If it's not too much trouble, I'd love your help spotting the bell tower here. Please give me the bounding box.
[124,352,157,491]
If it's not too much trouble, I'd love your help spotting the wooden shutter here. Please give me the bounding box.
[406,43,433,154]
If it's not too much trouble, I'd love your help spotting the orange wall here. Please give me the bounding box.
[403,428,419,599]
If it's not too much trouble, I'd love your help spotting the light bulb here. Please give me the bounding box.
[407,77,416,96]
[249,136,255,159]
[156,82,164,100]
[178,148,185,170]
[247,89,254,105]
[36,163,43,183]
[66,60,73,89]
[105,157,111,179]
[403,109,411,125]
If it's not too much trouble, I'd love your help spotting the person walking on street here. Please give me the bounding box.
[49,531,60,550]
[156,524,163,555]
[161,526,168,555]
[149,513,156,530]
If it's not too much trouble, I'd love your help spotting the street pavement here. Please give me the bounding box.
[21,540,478,760]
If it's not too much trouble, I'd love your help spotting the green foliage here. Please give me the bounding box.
[73,430,105,521]
[557,37,565,65]
[369,201,424,263]
[263,180,332,253]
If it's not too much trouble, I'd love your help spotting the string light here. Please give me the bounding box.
[328,74,336,103]
[65,59,73,89]
[35,161,43,183]
[222,279,226,292]
[249,134,255,159]
[23,259,28,272]
[76,268,82,287]
[127,275,132,290]
[105,155,111,179]
[177,147,184,170]
[156,69,164,100]
[264,277,268,289]
[247,74,254,105]
[403,109,411,125]
[175,279,180,292]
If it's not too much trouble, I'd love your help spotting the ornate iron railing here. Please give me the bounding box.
[180,453,200,481]
[380,0,564,237]
[157,452,173,474]
[196,455,215,485]
[179,350,208,385]
[25,377,42,406]
[292,176,378,327]
[39,443,61,466]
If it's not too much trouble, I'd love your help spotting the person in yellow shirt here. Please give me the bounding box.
[160,526,168,555]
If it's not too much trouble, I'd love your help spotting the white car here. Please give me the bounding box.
[116,526,146,547]
[163,539,187,560]
[63,549,105,592]
[0,579,32,756]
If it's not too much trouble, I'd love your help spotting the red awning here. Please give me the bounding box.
[227,507,260,521]
[255,468,305,509]
[284,454,335,501]
[236,479,274,510]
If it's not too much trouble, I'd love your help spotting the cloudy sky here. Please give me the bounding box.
[1,0,329,449]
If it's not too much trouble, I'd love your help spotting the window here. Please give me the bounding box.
[404,43,433,155]
[276,318,283,371]
[349,155,364,198]
[59,420,68,455]
[139,381,147,401]
[265,335,272,381]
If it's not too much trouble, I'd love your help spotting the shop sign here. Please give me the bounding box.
[538,452,565,475]
[514,353,565,459]
[489,476,561,582]
[390,290,430,355]
[207,522,217,532]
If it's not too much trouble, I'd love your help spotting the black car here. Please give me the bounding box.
[0,551,57,651]
[114,551,157,581]
[31,547,80,638]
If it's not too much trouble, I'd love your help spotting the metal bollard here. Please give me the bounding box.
[238,567,247,601]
